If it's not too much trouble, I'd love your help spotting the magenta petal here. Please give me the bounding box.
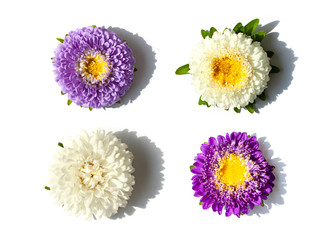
[191,131,276,218]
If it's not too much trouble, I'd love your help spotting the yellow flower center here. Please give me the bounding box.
[83,55,108,77]
[217,153,251,188]
[211,56,248,89]
[78,51,110,84]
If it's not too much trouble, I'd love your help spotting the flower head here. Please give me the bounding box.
[189,29,271,109]
[53,26,135,108]
[191,132,275,217]
[176,19,280,113]
[48,130,135,219]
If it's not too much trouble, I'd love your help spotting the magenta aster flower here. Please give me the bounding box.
[53,26,135,108]
[191,132,275,217]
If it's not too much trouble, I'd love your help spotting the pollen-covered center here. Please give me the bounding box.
[211,56,248,89]
[78,51,110,84]
[217,153,250,187]
[78,161,105,189]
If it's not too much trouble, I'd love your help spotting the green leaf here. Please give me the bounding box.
[239,26,246,34]
[258,91,266,101]
[252,30,266,42]
[58,142,64,148]
[175,64,190,75]
[270,65,280,74]
[198,96,211,108]
[233,22,242,33]
[245,103,255,114]
[67,99,72,105]
[261,200,264,207]
[201,29,209,39]
[61,91,66,95]
[234,107,241,113]
[190,165,195,169]
[89,107,93,111]
[92,25,96,28]
[209,27,217,38]
[56,38,64,43]
[44,186,51,190]
[245,19,259,35]
[266,51,274,58]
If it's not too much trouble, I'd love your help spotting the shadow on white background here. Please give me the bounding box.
[248,136,287,216]
[254,21,297,112]
[110,129,165,219]
[104,27,157,108]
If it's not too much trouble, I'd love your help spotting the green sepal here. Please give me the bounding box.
[198,96,211,108]
[224,109,229,111]
[241,212,244,216]
[238,26,246,34]
[44,186,51,190]
[209,27,217,38]
[245,19,259,35]
[245,103,255,114]
[92,25,96,28]
[233,22,243,33]
[56,38,64,43]
[65,34,68,37]
[234,107,241,113]
[234,25,246,34]
[175,64,190,75]
[61,91,66,95]
[252,30,266,42]
[261,200,264,207]
[222,27,228,33]
[134,68,138,72]
[58,142,64,148]
[203,142,208,145]
[270,65,280,74]
[116,100,121,104]
[199,202,203,205]
[67,99,72,105]
[247,135,251,138]
[89,107,93,111]
[266,51,274,58]
[201,29,209,39]
[258,91,266,101]
[190,165,196,170]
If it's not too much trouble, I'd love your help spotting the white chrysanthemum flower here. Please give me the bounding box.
[48,129,135,219]
[189,29,271,109]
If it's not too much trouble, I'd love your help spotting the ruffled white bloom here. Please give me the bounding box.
[48,129,135,219]
[189,29,271,109]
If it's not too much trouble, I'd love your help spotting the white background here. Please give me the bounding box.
[1,0,322,239]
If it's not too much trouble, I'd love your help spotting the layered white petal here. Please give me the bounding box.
[189,29,271,109]
[49,129,135,219]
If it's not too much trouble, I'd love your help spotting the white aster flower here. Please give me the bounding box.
[189,29,271,109]
[48,129,135,219]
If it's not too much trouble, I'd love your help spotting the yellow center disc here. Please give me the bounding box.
[211,56,248,89]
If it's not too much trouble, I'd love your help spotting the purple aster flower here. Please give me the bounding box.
[53,26,135,108]
[191,132,275,217]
